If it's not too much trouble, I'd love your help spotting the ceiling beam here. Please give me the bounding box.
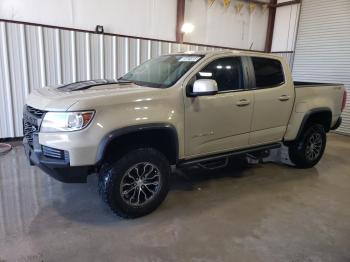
[264,0,301,51]
[264,0,277,52]
[176,0,185,43]
[241,0,272,5]
[274,0,301,8]
[239,0,301,8]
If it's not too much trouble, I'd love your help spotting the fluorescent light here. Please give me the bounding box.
[181,23,195,34]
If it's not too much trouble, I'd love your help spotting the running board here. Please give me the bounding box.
[178,143,281,168]
[198,157,229,170]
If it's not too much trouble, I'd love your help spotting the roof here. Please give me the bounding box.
[172,50,282,60]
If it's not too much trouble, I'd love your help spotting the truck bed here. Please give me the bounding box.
[294,82,344,115]
[283,82,345,140]
[294,81,344,117]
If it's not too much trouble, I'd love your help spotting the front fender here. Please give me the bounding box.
[95,123,179,164]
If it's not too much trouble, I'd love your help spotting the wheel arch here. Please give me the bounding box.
[295,107,332,140]
[96,123,179,165]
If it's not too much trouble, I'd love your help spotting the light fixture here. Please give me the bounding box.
[181,23,195,34]
[95,25,104,34]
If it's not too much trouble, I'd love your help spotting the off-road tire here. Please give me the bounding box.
[98,148,170,218]
[288,124,326,168]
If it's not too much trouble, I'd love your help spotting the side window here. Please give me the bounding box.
[251,57,285,88]
[196,57,243,92]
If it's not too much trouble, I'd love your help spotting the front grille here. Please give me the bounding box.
[26,105,45,118]
[23,105,46,147]
[42,146,68,160]
[23,121,37,146]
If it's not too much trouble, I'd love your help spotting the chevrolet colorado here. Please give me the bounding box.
[23,51,346,218]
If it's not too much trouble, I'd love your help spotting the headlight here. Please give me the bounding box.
[40,111,95,132]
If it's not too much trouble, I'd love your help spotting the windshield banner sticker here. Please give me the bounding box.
[178,56,201,62]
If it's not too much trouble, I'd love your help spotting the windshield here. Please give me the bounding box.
[119,55,203,88]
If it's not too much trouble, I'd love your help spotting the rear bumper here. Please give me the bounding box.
[23,137,91,183]
[331,117,342,130]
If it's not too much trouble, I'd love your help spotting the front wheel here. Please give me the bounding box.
[98,148,170,218]
[288,124,326,168]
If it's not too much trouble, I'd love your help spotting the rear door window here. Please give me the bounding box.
[251,57,284,88]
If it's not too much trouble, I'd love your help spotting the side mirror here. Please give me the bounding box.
[190,79,218,97]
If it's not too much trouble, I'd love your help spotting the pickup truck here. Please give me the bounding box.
[23,50,346,218]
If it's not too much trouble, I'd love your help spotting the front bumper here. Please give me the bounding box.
[23,136,91,183]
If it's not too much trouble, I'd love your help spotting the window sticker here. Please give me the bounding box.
[178,56,201,62]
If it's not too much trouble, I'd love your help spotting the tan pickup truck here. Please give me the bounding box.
[23,50,346,218]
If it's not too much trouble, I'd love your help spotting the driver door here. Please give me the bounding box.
[184,56,254,158]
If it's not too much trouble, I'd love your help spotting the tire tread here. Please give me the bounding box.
[288,124,326,168]
[98,148,170,218]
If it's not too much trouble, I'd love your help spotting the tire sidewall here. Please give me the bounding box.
[102,148,170,218]
[291,124,326,168]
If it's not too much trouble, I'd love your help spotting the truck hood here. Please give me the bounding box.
[26,81,155,111]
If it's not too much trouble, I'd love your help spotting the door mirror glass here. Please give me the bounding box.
[190,79,218,97]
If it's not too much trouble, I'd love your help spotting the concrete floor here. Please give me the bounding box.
[0,134,350,262]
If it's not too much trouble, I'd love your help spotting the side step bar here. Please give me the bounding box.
[177,143,281,168]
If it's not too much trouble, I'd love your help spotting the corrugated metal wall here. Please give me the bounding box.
[0,20,293,139]
[292,0,350,134]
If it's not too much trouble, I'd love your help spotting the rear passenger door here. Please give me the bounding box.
[249,57,294,145]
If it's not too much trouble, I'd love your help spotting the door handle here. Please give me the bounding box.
[279,95,290,101]
[236,99,250,106]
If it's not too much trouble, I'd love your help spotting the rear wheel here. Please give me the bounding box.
[98,148,170,218]
[288,124,326,168]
